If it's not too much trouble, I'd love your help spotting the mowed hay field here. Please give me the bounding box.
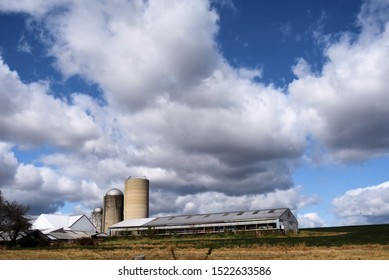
[1,224,389,260]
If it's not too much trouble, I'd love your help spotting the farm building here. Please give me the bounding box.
[109,208,298,236]
[32,214,97,240]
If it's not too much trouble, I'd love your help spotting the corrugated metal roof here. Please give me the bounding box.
[110,208,289,229]
[144,208,288,227]
[109,218,155,228]
[46,230,92,240]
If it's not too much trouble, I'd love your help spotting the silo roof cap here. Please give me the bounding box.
[105,188,123,196]
[93,207,103,213]
[127,175,148,180]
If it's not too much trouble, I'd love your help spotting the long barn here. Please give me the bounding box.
[109,208,298,236]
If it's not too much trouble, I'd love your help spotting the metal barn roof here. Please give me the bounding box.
[144,208,289,227]
[109,218,155,229]
[32,214,96,234]
[46,230,93,240]
[32,214,83,232]
[109,208,292,229]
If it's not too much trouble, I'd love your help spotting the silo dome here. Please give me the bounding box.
[93,207,103,213]
[106,188,123,196]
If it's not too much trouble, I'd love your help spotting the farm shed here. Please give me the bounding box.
[109,208,298,236]
[32,214,97,239]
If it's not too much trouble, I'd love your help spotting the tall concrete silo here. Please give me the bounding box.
[124,176,149,219]
[91,207,103,233]
[103,188,124,233]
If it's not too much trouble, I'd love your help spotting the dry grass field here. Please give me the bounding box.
[1,243,389,260]
[1,224,389,260]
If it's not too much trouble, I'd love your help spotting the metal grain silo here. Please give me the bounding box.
[103,188,124,233]
[91,207,103,233]
[124,176,149,219]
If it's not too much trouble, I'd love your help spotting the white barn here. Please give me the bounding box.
[32,214,97,240]
[109,208,298,236]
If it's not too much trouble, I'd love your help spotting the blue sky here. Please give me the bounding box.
[1,0,389,228]
[216,0,362,85]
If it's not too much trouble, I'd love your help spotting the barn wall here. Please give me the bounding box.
[279,209,298,233]
[70,216,97,233]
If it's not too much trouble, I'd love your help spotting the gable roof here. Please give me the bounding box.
[32,214,85,233]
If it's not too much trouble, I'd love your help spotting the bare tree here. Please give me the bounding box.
[0,190,31,247]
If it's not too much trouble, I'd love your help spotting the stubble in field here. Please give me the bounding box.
[1,243,389,260]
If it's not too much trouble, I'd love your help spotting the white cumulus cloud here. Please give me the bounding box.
[0,58,101,150]
[289,0,389,162]
[298,213,326,228]
[332,181,389,225]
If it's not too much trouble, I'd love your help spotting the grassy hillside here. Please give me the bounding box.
[298,224,389,246]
